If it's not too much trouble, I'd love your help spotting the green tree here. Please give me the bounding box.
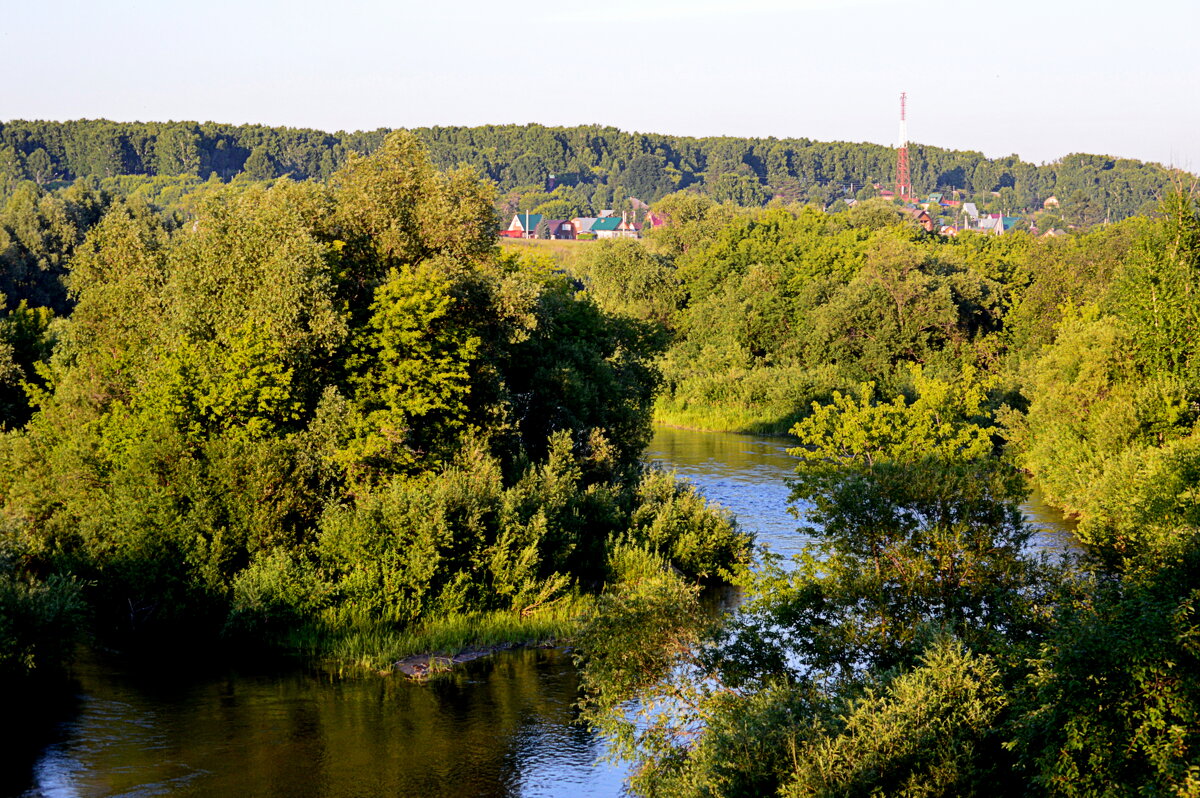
[24,148,54,186]
[1107,189,1200,396]
[242,145,276,180]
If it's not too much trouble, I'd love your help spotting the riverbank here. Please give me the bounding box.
[288,600,593,676]
[653,396,803,437]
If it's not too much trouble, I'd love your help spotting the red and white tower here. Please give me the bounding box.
[895,92,911,202]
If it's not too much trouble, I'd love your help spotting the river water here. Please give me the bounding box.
[4,427,1076,798]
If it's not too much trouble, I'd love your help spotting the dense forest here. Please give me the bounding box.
[1,120,1198,795]
[570,189,1200,796]
[0,119,1182,226]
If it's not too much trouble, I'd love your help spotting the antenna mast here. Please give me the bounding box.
[895,92,911,202]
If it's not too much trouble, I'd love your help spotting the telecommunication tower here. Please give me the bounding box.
[895,92,911,201]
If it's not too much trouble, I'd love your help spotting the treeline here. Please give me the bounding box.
[0,133,749,678]
[0,120,1182,225]
[572,191,1200,795]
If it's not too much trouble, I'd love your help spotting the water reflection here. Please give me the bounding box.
[10,650,624,798]
[645,425,812,558]
[645,425,1080,559]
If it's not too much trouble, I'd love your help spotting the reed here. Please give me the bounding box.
[280,596,595,674]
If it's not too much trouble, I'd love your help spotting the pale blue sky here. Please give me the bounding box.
[4,0,1197,169]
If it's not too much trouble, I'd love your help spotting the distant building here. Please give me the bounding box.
[504,212,543,238]
[545,219,576,239]
[592,213,641,239]
[910,208,934,232]
[572,217,599,236]
[1043,196,1060,209]
[591,216,624,238]
[978,214,1023,235]
[618,215,642,237]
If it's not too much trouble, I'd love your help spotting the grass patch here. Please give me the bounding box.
[654,395,803,437]
[499,237,593,274]
[280,595,595,674]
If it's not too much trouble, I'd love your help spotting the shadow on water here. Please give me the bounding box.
[3,675,84,798]
[3,648,624,798]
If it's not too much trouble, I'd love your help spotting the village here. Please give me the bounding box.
[877,189,1069,237]
[500,190,1067,241]
[499,206,667,241]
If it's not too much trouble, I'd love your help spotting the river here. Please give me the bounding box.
[3,427,1076,798]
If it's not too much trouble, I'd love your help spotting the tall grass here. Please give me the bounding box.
[281,596,595,674]
[653,396,803,437]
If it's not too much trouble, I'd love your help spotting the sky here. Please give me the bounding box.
[4,0,1198,170]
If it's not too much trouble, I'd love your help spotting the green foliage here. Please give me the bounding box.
[1107,189,1200,396]
[339,261,480,479]
[578,238,680,325]
[1013,545,1200,796]
[0,132,746,665]
[782,368,1049,673]
[781,640,1007,798]
[0,541,85,677]
[1012,192,1200,560]
[0,570,85,677]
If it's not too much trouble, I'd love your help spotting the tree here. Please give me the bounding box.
[242,145,276,180]
[0,146,22,198]
[709,172,768,206]
[1013,544,1200,796]
[24,148,54,186]
[1108,189,1200,396]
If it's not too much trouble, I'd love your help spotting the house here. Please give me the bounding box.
[617,215,642,238]
[978,214,1023,235]
[505,212,543,238]
[572,217,599,236]
[591,213,641,239]
[545,219,576,240]
[879,189,896,200]
[961,203,980,222]
[1043,196,1060,209]
[940,225,960,236]
[591,216,624,238]
[978,214,1003,233]
[910,209,934,232]
[644,210,667,228]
